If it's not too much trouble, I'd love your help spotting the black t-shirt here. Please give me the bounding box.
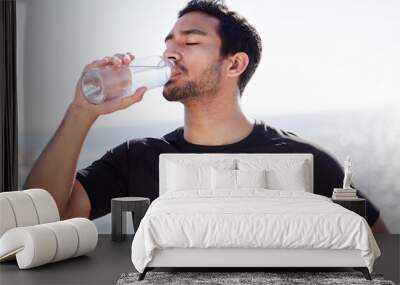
[76,119,379,226]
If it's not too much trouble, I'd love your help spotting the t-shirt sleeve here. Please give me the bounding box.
[76,141,130,220]
[313,147,380,227]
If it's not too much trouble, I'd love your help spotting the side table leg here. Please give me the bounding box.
[111,201,126,242]
[132,201,150,235]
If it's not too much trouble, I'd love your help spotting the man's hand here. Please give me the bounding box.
[71,52,147,118]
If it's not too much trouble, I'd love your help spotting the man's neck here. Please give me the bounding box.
[182,94,254,146]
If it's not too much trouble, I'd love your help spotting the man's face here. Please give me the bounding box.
[162,12,224,102]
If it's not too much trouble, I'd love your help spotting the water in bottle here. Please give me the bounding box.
[81,55,174,104]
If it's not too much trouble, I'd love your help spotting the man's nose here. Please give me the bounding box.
[163,47,181,62]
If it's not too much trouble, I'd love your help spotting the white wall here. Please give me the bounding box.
[17,0,400,233]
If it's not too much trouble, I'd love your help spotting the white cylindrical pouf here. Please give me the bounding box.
[66,218,98,257]
[0,226,57,269]
[0,191,39,227]
[24,189,60,223]
[42,220,79,262]
[0,196,17,237]
[0,218,97,269]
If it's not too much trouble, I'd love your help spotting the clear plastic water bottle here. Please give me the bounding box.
[80,55,174,104]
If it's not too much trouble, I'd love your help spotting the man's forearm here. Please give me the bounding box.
[23,104,97,214]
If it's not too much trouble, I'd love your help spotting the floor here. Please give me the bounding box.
[0,234,398,284]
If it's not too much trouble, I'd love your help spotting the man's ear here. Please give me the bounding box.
[226,52,249,78]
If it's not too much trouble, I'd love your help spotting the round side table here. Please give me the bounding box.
[111,197,150,242]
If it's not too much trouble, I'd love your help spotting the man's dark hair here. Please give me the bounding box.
[178,0,262,95]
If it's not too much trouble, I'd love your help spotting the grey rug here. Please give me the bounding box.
[116,271,396,285]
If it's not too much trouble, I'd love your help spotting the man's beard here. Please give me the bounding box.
[162,62,222,101]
